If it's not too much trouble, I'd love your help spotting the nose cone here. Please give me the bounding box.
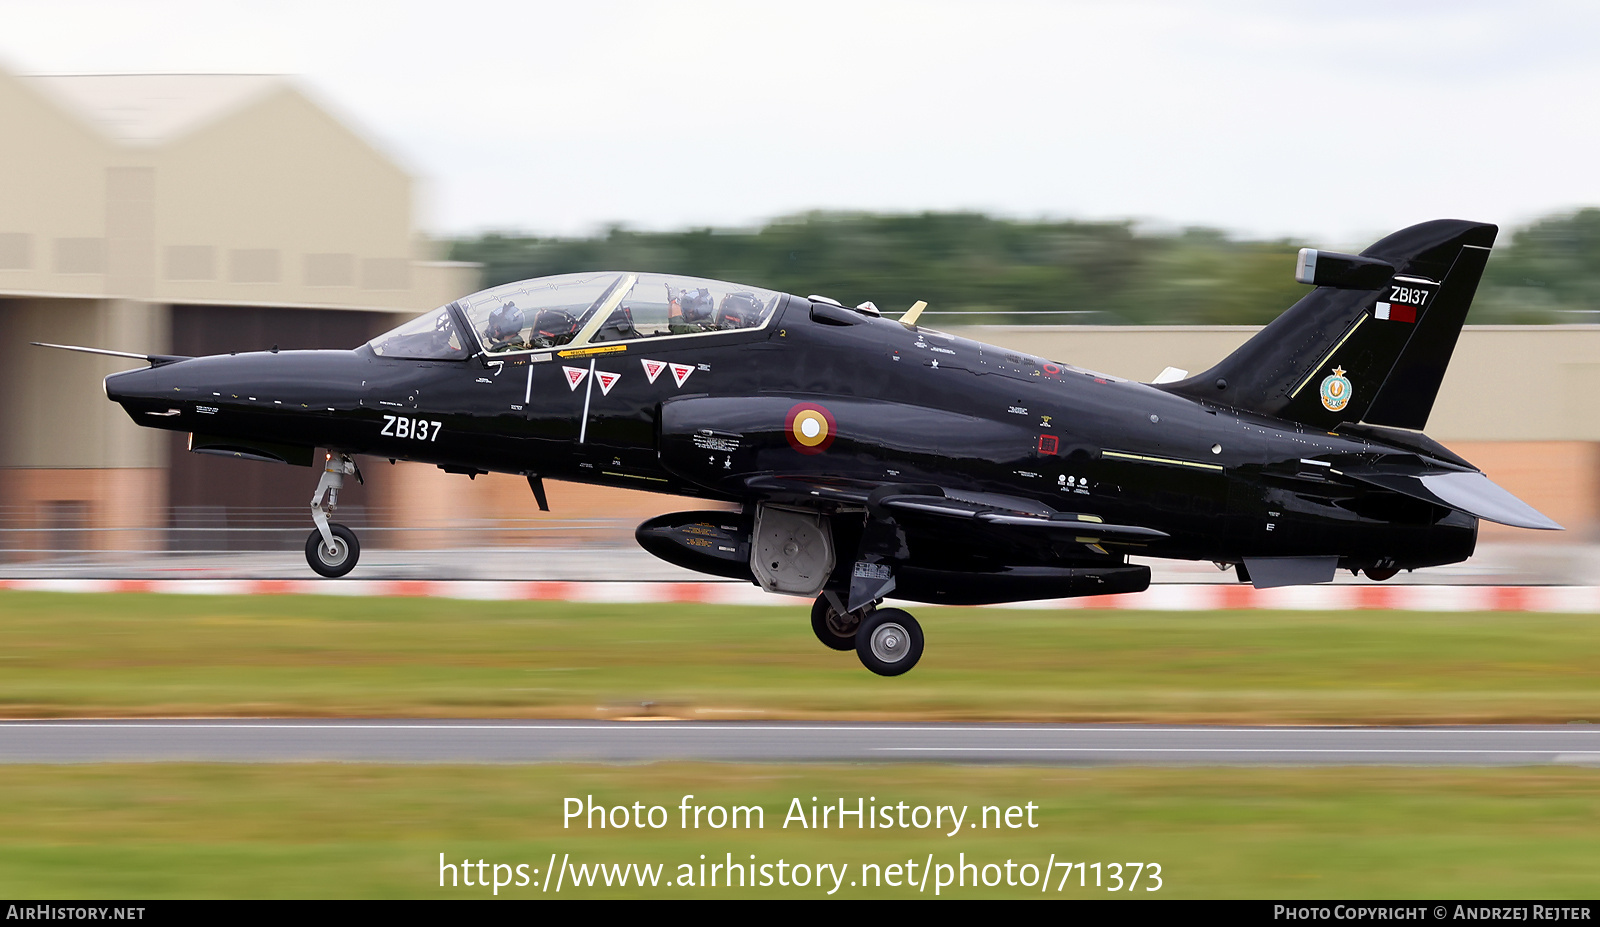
[105,349,372,428]
[105,365,169,406]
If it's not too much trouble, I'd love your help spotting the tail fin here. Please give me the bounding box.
[1161,219,1496,431]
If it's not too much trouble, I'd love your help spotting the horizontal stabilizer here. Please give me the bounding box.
[1242,556,1339,589]
[1346,469,1562,531]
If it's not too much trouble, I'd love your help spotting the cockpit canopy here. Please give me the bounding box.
[369,272,784,360]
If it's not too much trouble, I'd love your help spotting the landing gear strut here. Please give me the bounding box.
[810,593,859,651]
[811,593,925,676]
[306,452,361,578]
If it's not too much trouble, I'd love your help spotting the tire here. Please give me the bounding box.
[855,608,923,676]
[305,523,360,578]
[811,595,858,651]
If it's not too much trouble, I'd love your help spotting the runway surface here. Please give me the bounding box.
[2,720,1600,765]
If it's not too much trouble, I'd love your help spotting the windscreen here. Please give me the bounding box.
[367,305,468,360]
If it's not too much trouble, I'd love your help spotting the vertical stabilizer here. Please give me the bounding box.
[1161,219,1497,431]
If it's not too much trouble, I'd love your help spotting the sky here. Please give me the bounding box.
[2,0,1598,246]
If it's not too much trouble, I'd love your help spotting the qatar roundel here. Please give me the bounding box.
[785,402,836,455]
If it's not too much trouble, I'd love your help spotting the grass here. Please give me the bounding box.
[3,591,1599,899]
[0,591,1598,722]
[1,763,1598,898]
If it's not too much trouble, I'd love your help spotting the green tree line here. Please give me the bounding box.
[448,209,1600,325]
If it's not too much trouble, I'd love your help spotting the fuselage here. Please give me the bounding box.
[105,291,1476,575]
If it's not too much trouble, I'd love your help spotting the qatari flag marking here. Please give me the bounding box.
[1375,302,1417,323]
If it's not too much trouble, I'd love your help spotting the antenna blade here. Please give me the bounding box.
[899,300,928,328]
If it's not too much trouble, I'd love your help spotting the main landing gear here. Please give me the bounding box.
[306,452,361,578]
[811,593,924,677]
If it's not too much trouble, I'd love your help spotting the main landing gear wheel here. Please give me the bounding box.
[811,595,859,651]
[856,608,924,677]
[305,523,360,578]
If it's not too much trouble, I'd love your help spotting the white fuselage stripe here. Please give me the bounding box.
[577,358,595,444]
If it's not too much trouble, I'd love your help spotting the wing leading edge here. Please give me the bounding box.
[744,475,1168,543]
[876,493,1168,541]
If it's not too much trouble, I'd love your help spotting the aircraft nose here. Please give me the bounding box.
[104,365,167,405]
[106,350,371,421]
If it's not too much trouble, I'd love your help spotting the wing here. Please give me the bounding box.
[874,490,1168,542]
[741,473,875,505]
[744,474,1168,545]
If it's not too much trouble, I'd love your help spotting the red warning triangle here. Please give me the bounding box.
[562,366,588,391]
[669,362,695,387]
[595,370,621,395]
[640,358,666,384]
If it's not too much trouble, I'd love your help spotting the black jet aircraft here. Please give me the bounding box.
[40,218,1560,675]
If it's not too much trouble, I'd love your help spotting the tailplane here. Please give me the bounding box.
[1160,219,1497,431]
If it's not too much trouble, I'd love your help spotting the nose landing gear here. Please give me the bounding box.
[306,452,362,578]
[810,593,925,676]
[305,523,360,578]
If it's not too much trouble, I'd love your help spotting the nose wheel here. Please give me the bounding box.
[305,523,360,578]
[306,452,362,578]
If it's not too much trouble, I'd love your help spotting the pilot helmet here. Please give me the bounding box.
[678,287,715,322]
[486,302,525,343]
[717,292,762,328]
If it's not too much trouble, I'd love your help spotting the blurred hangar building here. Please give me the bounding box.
[0,65,1593,557]
[0,66,478,546]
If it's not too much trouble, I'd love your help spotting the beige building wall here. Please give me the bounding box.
[152,87,417,309]
[0,73,116,293]
[0,66,476,553]
[0,68,477,313]
[0,297,168,469]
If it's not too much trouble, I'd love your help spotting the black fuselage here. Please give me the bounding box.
[105,293,1475,578]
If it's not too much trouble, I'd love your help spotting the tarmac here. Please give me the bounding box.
[1,720,1597,766]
